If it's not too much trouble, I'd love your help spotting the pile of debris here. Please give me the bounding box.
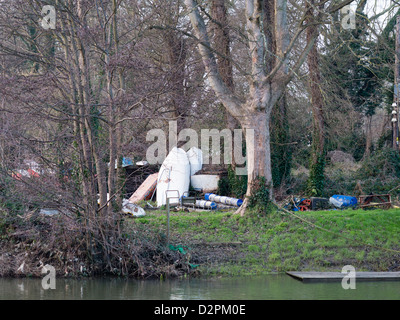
[122,159,159,198]
[284,194,392,212]
[178,193,243,212]
[126,147,394,215]
[125,146,243,215]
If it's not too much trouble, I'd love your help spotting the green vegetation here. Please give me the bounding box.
[248,177,271,214]
[290,147,400,200]
[132,207,400,276]
[307,153,326,197]
[217,165,248,199]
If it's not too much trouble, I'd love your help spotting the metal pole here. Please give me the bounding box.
[166,198,170,246]
[393,111,397,150]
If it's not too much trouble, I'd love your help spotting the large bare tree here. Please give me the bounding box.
[184,0,354,214]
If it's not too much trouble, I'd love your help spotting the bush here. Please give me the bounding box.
[323,148,400,199]
[358,148,400,179]
[217,165,247,199]
[323,166,358,198]
[0,175,27,216]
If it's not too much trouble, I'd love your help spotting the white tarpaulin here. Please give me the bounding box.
[156,147,190,207]
[187,147,203,176]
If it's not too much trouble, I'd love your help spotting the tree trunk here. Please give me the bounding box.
[236,111,272,216]
[166,31,187,132]
[364,115,372,158]
[211,0,240,167]
[307,0,326,196]
[271,93,291,187]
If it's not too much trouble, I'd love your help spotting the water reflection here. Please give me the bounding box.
[0,275,399,300]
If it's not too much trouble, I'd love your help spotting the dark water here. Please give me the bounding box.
[0,274,399,300]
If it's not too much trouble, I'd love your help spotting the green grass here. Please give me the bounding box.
[130,207,400,276]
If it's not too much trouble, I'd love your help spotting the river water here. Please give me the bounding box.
[0,274,399,300]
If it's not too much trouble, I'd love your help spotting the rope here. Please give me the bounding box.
[274,201,400,255]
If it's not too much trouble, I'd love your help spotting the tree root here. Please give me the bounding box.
[235,198,248,216]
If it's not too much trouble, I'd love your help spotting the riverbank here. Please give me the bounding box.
[132,207,400,276]
[2,206,400,279]
[0,211,193,279]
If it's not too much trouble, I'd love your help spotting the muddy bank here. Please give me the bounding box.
[0,213,196,279]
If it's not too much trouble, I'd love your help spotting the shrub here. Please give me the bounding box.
[217,165,247,199]
[0,175,26,216]
[358,148,400,179]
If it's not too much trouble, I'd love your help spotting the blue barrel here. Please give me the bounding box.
[205,193,243,207]
[329,195,357,208]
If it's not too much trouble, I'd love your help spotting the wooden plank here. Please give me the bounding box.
[128,173,158,204]
[359,195,391,205]
[358,194,392,210]
[286,271,400,282]
[359,202,391,208]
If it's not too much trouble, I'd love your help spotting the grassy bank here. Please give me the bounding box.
[132,207,400,276]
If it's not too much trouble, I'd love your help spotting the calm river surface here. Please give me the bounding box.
[0,274,399,300]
